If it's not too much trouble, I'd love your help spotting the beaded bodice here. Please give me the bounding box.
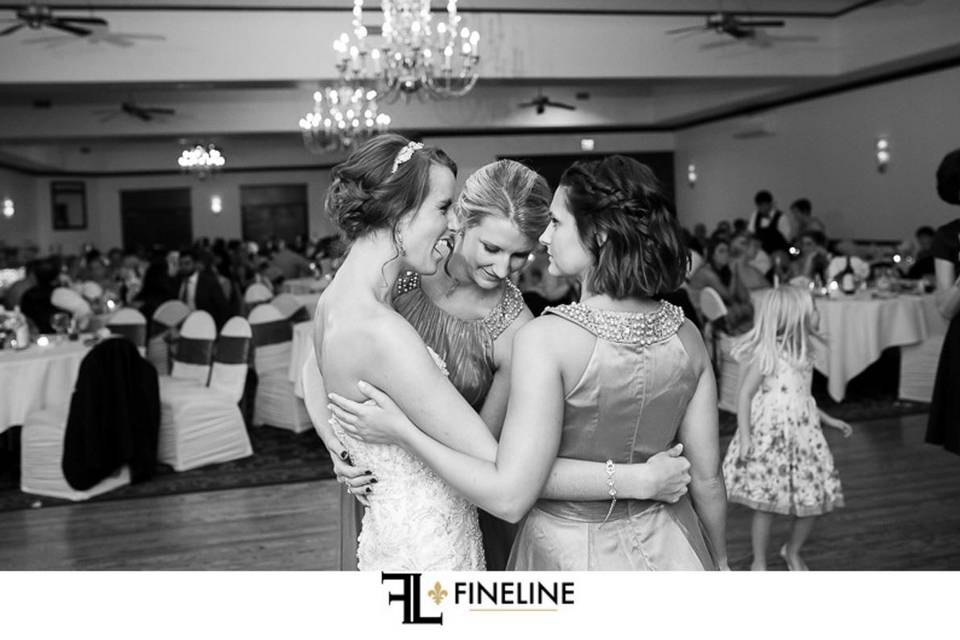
[393,271,524,410]
[545,301,686,345]
[535,301,698,521]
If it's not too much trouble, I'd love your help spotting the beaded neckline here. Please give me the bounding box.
[394,271,524,340]
[545,301,685,345]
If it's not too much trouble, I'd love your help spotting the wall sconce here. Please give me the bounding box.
[687,164,697,188]
[580,138,595,152]
[2,197,13,218]
[876,137,890,173]
[210,195,223,214]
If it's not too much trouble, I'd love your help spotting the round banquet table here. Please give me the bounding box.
[0,339,90,432]
[812,293,943,402]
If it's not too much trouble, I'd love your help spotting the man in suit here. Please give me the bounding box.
[177,248,229,329]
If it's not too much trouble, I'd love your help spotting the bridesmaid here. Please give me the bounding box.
[926,148,960,455]
[326,158,694,570]
[331,155,728,570]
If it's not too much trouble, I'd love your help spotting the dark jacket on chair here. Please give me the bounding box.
[62,338,161,491]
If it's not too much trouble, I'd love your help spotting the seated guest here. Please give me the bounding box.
[270,238,311,280]
[20,257,62,333]
[907,226,937,279]
[134,258,179,322]
[790,198,826,237]
[2,260,37,309]
[687,237,754,336]
[177,249,230,329]
[733,217,749,234]
[729,230,771,290]
[789,230,831,284]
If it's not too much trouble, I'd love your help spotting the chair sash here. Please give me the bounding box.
[175,337,215,366]
[215,335,251,365]
[288,307,311,324]
[107,323,147,348]
[251,319,293,347]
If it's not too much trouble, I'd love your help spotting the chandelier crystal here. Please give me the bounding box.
[336,0,481,102]
[299,86,391,153]
[177,143,225,179]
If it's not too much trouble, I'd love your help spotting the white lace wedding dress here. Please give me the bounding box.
[329,347,485,571]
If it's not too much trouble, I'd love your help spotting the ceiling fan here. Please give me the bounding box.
[93,102,176,123]
[0,3,108,37]
[666,12,785,40]
[518,90,576,115]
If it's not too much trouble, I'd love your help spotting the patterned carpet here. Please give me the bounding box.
[0,426,335,513]
[0,393,929,513]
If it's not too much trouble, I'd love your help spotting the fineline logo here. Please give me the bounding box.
[381,572,575,625]
[382,572,443,625]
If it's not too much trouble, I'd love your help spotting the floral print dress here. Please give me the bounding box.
[723,355,844,516]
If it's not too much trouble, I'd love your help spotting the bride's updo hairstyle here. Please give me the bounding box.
[325,133,457,243]
[455,159,551,244]
[559,155,688,298]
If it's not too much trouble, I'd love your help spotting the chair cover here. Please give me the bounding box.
[271,293,310,323]
[249,304,311,433]
[170,310,216,383]
[244,283,273,306]
[210,316,252,402]
[19,338,158,500]
[148,300,190,375]
[157,315,253,471]
[107,307,148,355]
[21,403,131,501]
[699,287,729,322]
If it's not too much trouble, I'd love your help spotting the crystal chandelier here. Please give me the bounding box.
[299,86,391,153]
[335,0,481,102]
[177,143,225,179]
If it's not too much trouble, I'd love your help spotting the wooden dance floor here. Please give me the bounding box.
[0,413,957,571]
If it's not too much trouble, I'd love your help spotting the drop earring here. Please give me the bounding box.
[396,231,406,256]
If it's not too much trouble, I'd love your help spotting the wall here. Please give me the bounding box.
[2,132,675,253]
[0,167,37,248]
[673,65,960,240]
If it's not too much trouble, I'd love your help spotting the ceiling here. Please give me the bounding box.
[0,0,957,172]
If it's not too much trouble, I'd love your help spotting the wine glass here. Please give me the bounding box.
[50,312,70,344]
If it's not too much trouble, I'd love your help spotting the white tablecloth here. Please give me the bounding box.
[813,293,942,401]
[288,321,314,399]
[281,277,329,295]
[293,293,322,313]
[0,340,90,432]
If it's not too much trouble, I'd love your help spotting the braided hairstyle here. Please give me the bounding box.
[324,133,457,243]
[559,155,688,299]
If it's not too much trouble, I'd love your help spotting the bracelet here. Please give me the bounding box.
[601,459,617,524]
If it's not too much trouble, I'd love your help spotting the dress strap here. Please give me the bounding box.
[544,301,686,345]
[394,270,421,297]
[480,279,525,340]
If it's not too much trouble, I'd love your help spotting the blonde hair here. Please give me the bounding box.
[732,285,819,376]
[455,160,551,243]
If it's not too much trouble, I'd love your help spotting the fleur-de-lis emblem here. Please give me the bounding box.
[427,581,448,605]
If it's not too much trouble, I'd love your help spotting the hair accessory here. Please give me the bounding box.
[391,141,424,175]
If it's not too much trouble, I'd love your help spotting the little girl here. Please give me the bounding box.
[722,285,851,571]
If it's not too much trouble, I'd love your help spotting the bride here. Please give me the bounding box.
[310,135,692,571]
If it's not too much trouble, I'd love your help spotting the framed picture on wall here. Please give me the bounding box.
[51,181,87,230]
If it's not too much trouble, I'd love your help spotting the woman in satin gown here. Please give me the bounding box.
[311,144,694,571]
[330,155,728,570]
